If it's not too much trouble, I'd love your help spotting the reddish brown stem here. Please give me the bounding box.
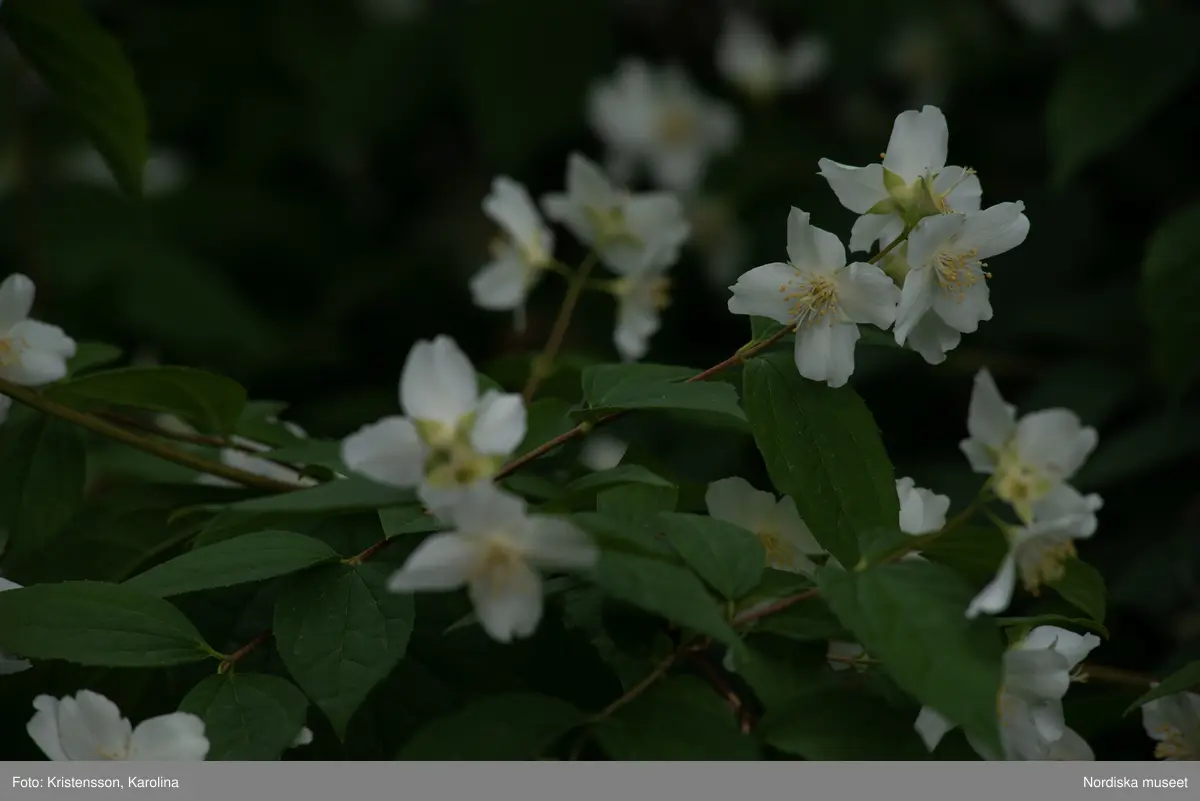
[732,588,820,627]
[688,651,754,733]
[218,630,271,674]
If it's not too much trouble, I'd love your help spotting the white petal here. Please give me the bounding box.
[958,202,1030,260]
[27,696,69,761]
[966,369,1016,449]
[934,167,982,213]
[291,726,314,747]
[483,176,549,258]
[960,438,999,473]
[469,559,544,643]
[1014,410,1098,479]
[883,105,949,180]
[717,12,778,92]
[387,532,478,592]
[129,713,209,760]
[1047,725,1095,760]
[705,477,774,532]
[470,253,531,311]
[817,159,888,215]
[1030,701,1067,743]
[773,495,825,556]
[1029,484,1102,534]
[781,35,830,88]
[786,207,845,271]
[650,148,707,195]
[896,478,950,535]
[614,291,661,362]
[400,336,478,426]
[1006,0,1071,29]
[447,484,529,535]
[848,213,901,253]
[966,552,1017,618]
[914,706,956,752]
[893,265,936,345]
[837,263,899,329]
[469,390,527,456]
[0,653,31,674]
[624,194,691,257]
[727,262,798,324]
[564,152,621,210]
[905,312,963,365]
[340,416,425,488]
[580,434,628,471]
[906,213,967,268]
[1020,625,1100,671]
[55,690,132,760]
[793,321,859,388]
[518,517,599,570]
[931,273,991,333]
[1004,647,1071,702]
[0,273,35,330]
[11,319,77,358]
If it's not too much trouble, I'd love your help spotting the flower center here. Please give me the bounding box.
[779,272,839,328]
[1153,725,1194,760]
[613,276,671,310]
[415,416,500,489]
[934,247,989,303]
[0,335,18,366]
[470,537,527,587]
[993,449,1054,523]
[1018,538,1076,595]
[931,167,977,213]
[757,529,796,570]
[658,105,697,146]
[585,204,640,247]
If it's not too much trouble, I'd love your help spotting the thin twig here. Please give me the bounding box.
[733,588,820,628]
[688,651,754,733]
[523,251,599,401]
[590,649,681,722]
[217,630,272,674]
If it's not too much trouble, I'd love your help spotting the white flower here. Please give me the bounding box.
[580,434,628,472]
[726,208,900,387]
[896,477,949,536]
[291,726,314,748]
[27,690,209,761]
[1142,690,1200,760]
[688,195,750,288]
[340,336,526,513]
[609,241,674,362]
[387,485,598,643]
[197,422,319,489]
[1005,0,1137,30]
[588,59,738,194]
[891,202,1029,364]
[542,153,690,275]
[818,105,982,254]
[716,12,830,100]
[916,625,1099,760]
[469,177,555,325]
[966,493,1102,619]
[0,578,31,675]
[0,274,76,386]
[705,477,825,573]
[827,641,868,672]
[960,369,1100,525]
[61,146,189,198]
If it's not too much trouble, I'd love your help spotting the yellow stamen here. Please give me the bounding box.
[1020,539,1076,595]
[779,272,839,329]
[934,246,984,303]
[1153,726,1194,760]
[992,449,1054,523]
[758,529,796,570]
[658,106,697,145]
[585,204,640,247]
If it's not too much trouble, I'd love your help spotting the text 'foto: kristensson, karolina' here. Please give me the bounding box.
[1084,776,1189,789]
[13,776,181,790]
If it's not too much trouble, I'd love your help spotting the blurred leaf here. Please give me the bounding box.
[0,581,211,666]
[734,637,828,709]
[64,341,124,376]
[589,551,740,651]
[47,366,247,436]
[564,465,674,506]
[124,531,339,597]
[1140,201,1200,394]
[743,352,899,566]
[1047,558,1107,624]
[752,597,849,642]
[263,440,344,472]
[0,416,86,558]
[759,686,931,760]
[516,398,576,457]
[378,505,443,539]
[0,0,147,195]
[579,364,747,430]
[920,525,1008,586]
[398,693,582,759]
[1125,662,1200,714]
[657,512,764,601]
[1047,8,1200,185]
[818,561,1004,758]
[229,476,412,514]
[275,563,414,739]
[592,677,759,760]
[179,673,308,760]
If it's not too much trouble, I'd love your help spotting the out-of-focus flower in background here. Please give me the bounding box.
[715,11,830,101]
[59,145,190,198]
[1005,0,1138,30]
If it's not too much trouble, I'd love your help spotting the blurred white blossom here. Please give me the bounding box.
[470,177,556,328]
[716,12,829,100]
[0,274,76,387]
[28,690,209,761]
[727,208,899,387]
[588,59,738,194]
[580,434,628,472]
[60,146,190,198]
[1005,0,1137,30]
[896,477,950,536]
[705,476,824,574]
[1142,690,1200,760]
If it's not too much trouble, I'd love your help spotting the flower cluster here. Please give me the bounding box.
[0,273,77,424]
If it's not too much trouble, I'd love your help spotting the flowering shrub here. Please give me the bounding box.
[1,0,1199,763]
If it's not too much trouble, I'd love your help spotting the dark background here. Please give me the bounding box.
[1,0,1198,759]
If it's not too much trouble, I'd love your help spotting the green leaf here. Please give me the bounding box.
[0,581,211,666]
[0,0,148,196]
[1048,8,1200,185]
[179,673,309,760]
[579,364,747,429]
[737,569,816,610]
[378,505,444,538]
[920,525,1008,586]
[235,401,305,448]
[274,562,415,739]
[742,352,899,566]
[65,341,123,376]
[657,512,764,600]
[593,677,759,759]
[1126,662,1200,714]
[1141,202,1200,394]
[229,476,413,514]
[0,416,86,556]
[124,531,339,597]
[995,615,1109,640]
[516,398,575,457]
[733,637,829,709]
[262,440,344,472]
[818,561,1004,757]
[752,596,848,642]
[565,465,674,502]
[399,694,583,759]
[589,552,741,650]
[46,366,247,435]
[1047,558,1107,623]
[760,686,931,760]
[192,510,317,549]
